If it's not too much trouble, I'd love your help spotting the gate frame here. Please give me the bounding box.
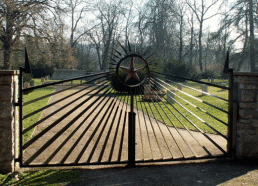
[15,50,235,168]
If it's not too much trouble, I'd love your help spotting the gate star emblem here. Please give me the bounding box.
[119,57,146,83]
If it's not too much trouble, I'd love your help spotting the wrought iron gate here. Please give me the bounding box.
[16,49,234,168]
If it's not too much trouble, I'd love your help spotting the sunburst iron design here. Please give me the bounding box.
[108,41,152,88]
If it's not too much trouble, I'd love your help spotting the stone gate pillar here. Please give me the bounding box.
[0,70,19,173]
[234,72,258,159]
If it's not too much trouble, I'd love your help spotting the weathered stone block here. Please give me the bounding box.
[234,73,258,84]
[0,127,13,158]
[177,84,182,91]
[238,119,251,124]
[239,83,258,90]
[0,119,13,128]
[167,90,175,104]
[0,162,14,174]
[201,84,208,96]
[0,85,13,102]
[0,71,17,173]
[237,122,250,130]
[41,77,45,83]
[23,82,30,89]
[252,120,258,128]
[237,131,258,158]
[0,102,13,119]
[239,109,257,119]
[239,102,257,109]
[240,90,256,102]
[234,73,258,160]
[0,75,13,85]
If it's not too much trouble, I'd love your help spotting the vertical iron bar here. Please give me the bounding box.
[128,87,136,167]
[118,92,130,161]
[232,82,238,159]
[136,87,154,160]
[228,69,234,158]
[19,67,23,165]
[138,83,166,159]
[135,87,145,160]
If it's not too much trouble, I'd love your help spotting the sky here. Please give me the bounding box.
[69,0,242,50]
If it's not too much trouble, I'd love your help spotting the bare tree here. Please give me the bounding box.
[187,12,195,67]
[171,3,187,63]
[89,0,124,70]
[219,0,257,72]
[0,0,58,69]
[145,0,172,58]
[134,7,147,49]
[186,0,222,72]
[62,0,98,48]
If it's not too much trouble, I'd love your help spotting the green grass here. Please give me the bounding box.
[63,79,87,84]
[0,79,81,186]
[32,78,43,86]
[0,169,81,186]
[122,80,229,136]
[22,78,55,143]
[22,77,89,144]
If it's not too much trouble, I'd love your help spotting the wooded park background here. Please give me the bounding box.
[0,0,257,78]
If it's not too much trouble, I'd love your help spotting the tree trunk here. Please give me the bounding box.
[3,45,12,70]
[3,13,13,70]
[189,15,194,68]
[102,27,113,71]
[198,22,203,72]
[96,46,102,70]
[179,16,183,63]
[237,27,248,71]
[249,0,256,72]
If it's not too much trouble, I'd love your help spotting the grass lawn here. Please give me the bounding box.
[122,79,229,136]
[0,169,81,185]
[1,78,229,185]
[0,78,82,186]
[63,79,87,84]
[23,78,55,143]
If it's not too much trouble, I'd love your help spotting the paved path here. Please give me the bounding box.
[23,85,227,166]
[68,159,258,186]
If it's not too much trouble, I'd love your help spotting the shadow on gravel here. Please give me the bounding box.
[69,159,258,186]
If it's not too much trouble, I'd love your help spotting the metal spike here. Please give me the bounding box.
[107,62,117,66]
[24,47,31,73]
[128,40,132,52]
[146,52,156,60]
[118,40,128,55]
[109,56,117,63]
[143,48,150,56]
[109,52,120,59]
[113,48,123,56]
[223,50,229,74]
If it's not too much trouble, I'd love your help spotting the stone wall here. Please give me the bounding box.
[51,69,88,80]
[0,71,19,173]
[51,70,104,84]
[234,72,258,159]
